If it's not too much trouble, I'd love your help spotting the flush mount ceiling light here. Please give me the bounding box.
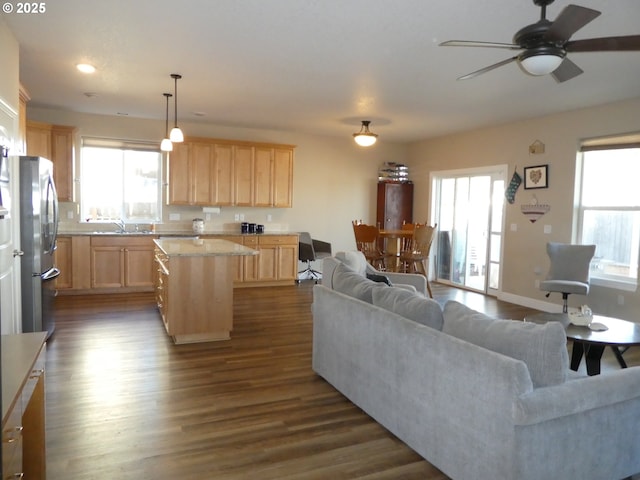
[353,120,378,147]
[76,63,96,74]
[519,47,565,76]
[161,93,173,152]
[169,73,184,143]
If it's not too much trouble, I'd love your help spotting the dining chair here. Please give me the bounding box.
[399,223,438,297]
[352,221,388,270]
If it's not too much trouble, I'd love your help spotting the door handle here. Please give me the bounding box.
[13,249,24,257]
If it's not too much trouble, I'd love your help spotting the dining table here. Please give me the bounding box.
[379,229,414,271]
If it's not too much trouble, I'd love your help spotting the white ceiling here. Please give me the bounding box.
[5,0,640,143]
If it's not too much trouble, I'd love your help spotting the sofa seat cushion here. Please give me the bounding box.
[372,286,444,330]
[332,262,387,303]
[442,301,569,387]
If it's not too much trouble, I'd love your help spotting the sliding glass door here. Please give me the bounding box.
[431,166,506,295]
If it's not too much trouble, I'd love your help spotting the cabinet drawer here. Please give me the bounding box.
[91,236,155,247]
[258,235,297,246]
[243,236,259,246]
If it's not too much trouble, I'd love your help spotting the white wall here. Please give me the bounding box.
[408,97,640,319]
[27,107,409,258]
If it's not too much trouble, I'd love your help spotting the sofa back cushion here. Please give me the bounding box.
[372,286,444,330]
[442,301,569,387]
[335,251,368,276]
[332,262,386,303]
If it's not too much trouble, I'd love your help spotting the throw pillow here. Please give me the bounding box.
[372,286,444,330]
[332,262,386,303]
[366,273,393,286]
[442,301,568,387]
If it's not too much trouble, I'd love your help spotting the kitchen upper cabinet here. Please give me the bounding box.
[51,125,75,201]
[167,142,194,205]
[26,121,76,201]
[234,145,254,206]
[25,121,51,158]
[254,147,273,207]
[167,137,294,207]
[17,84,30,155]
[273,147,293,208]
[213,144,234,205]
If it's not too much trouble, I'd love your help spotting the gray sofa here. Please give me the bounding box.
[312,255,640,480]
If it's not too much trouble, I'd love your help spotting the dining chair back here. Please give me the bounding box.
[352,221,387,270]
[399,223,438,297]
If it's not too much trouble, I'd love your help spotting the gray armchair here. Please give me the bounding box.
[298,232,332,282]
[540,242,596,313]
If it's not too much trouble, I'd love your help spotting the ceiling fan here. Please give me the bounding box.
[440,0,640,82]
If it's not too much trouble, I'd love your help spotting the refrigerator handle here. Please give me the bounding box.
[40,267,60,281]
[46,174,59,252]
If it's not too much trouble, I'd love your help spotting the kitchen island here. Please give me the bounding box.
[153,238,258,344]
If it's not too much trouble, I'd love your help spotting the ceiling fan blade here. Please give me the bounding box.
[457,56,518,80]
[565,35,640,52]
[545,5,601,43]
[550,57,583,83]
[440,40,520,50]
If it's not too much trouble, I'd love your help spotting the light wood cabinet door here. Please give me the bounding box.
[277,243,298,281]
[253,147,273,207]
[273,147,294,207]
[51,126,76,202]
[124,246,155,288]
[191,142,214,205]
[91,237,155,290]
[214,144,234,205]
[25,121,52,159]
[167,142,191,205]
[91,246,124,288]
[234,145,254,206]
[54,237,72,289]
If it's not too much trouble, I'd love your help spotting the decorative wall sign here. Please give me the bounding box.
[521,201,550,223]
[523,164,548,189]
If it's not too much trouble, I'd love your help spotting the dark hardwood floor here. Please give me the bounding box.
[46,282,639,479]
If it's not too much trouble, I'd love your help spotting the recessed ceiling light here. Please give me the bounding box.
[76,63,96,74]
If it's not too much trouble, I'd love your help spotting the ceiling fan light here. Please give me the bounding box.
[353,120,378,147]
[520,54,564,76]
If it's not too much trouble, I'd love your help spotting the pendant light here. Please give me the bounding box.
[160,93,173,152]
[169,73,184,143]
[353,120,378,147]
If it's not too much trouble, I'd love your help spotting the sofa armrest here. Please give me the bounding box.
[514,366,640,425]
[365,264,428,296]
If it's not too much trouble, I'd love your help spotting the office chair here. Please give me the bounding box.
[540,242,596,313]
[298,232,332,282]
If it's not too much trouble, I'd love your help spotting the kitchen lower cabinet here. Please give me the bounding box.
[2,332,47,480]
[55,235,91,291]
[256,235,298,284]
[90,236,155,291]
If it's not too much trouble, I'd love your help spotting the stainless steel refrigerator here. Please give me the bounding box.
[18,156,60,338]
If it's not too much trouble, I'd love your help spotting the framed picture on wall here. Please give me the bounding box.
[524,164,548,189]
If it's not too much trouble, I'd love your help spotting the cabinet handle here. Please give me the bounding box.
[4,426,23,443]
[6,473,25,479]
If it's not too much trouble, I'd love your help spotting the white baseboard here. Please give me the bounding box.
[497,292,563,313]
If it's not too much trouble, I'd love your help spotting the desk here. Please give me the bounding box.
[525,312,640,375]
[379,229,414,271]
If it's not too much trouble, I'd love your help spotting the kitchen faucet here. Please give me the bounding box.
[112,218,126,233]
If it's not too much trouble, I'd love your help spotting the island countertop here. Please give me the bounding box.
[154,238,259,257]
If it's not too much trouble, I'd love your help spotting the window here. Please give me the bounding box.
[80,138,162,224]
[577,136,640,289]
